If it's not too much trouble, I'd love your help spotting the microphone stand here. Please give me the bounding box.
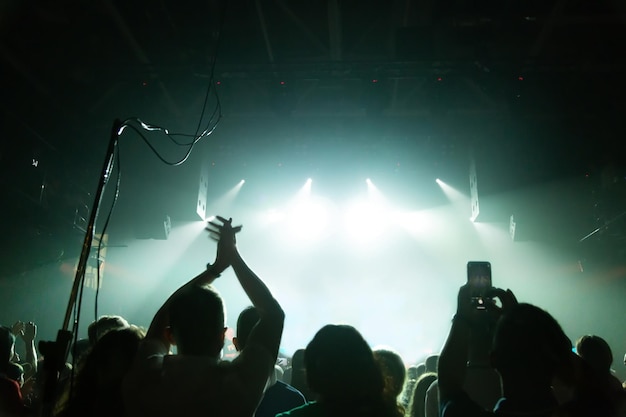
[38,119,122,417]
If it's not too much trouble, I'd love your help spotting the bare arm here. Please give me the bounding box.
[20,322,38,379]
[208,216,284,361]
[231,250,284,361]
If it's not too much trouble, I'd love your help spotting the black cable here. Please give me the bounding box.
[193,0,227,139]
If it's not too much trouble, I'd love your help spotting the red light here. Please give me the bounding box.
[142,81,147,86]
[437,77,442,82]
[518,76,524,81]
[216,81,222,85]
[280,81,285,85]
[372,79,378,83]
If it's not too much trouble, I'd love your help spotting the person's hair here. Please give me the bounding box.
[6,361,24,383]
[305,324,403,417]
[169,284,225,356]
[235,306,260,350]
[408,372,437,417]
[575,335,613,374]
[64,326,145,417]
[491,303,571,381]
[87,315,129,346]
[373,348,407,398]
[0,325,16,368]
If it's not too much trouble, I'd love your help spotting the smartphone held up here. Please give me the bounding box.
[467,261,493,310]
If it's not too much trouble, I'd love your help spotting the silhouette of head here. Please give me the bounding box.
[373,348,406,399]
[491,303,571,383]
[6,361,24,386]
[305,324,384,402]
[233,306,259,351]
[169,285,226,356]
[0,326,15,369]
[424,355,439,374]
[576,335,613,374]
[88,315,129,346]
[408,372,437,417]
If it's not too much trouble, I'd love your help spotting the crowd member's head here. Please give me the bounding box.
[424,355,439,374]
[0,325,15,371]
[65,326,145,417]
[87,315,129,346]
[408,372,437,417]
[290,348,313,400]
[168,284,226,357]
[491,302,572,386]
[5,362,24,387]
[304,324,403,417]
[233,305,259,351]
[373,348,406,400]
[575,335,613,374]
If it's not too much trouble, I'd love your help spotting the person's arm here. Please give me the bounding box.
[20,322,38,379]
[143,219,236,349]
[208,216,285,361]
[438,285,474,406]
[439,285,516,411]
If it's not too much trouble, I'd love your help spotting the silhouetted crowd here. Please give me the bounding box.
[2,216,626,417]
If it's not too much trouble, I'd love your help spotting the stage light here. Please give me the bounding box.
[240,179,245,185]
[435,178,442,184]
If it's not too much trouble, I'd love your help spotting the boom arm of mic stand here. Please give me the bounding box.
[38,119,122,417]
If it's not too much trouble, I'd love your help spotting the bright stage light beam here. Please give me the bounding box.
[435,178,466,202]
[205,180,245,220]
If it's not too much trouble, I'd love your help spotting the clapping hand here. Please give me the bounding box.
[206,216,242,275]
[21,322,37,342]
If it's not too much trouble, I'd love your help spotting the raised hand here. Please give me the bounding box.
[21,322,37,342]
[206,216,242,275]
[11,320,24,337]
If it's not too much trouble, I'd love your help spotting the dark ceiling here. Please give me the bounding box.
[1,0,626,277]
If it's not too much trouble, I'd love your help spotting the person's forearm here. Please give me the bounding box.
[231,252,284,319]
[438,317,471,399]
[24,340,37,375]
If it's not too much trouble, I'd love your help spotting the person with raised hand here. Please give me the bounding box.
[438,284,577,417]
[123,216,285,417]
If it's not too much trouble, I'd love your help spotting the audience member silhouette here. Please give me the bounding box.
[276,324,404,417]
[408,372,437,417]
[59,326,144,417]
[565,335,626,416]
[425,355,439,374]
[289,348,314,401]
[438,284,574,417]
[233,306,306,417]
[373,348,406,412]
[401,363,426,409]
[123,216,284,417]
[425,306,501,417]
[87,315,130,347]
[1,325,27,416]
[576,335,623,392]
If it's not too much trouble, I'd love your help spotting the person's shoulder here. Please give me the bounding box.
[231,343,275,372]
[273,380,306,396]
[441,390,494,417]
[276,402,320,417]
